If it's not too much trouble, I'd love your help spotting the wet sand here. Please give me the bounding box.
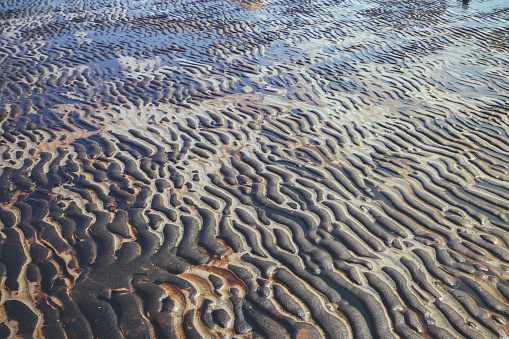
[1,0,509,337]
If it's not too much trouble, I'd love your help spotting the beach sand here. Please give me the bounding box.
[1,0,509,337]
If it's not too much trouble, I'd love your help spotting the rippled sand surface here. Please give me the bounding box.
[1,0,509,337]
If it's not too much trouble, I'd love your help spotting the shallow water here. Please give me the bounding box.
[1,0,509,338]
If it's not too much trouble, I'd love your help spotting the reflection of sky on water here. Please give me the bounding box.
[2,0,506,108]
[230,0,508,12]
[458,0,508,10]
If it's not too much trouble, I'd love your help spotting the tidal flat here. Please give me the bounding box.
[1,0,509,338]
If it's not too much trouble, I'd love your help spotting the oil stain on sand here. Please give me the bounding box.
[1,0,509,338]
